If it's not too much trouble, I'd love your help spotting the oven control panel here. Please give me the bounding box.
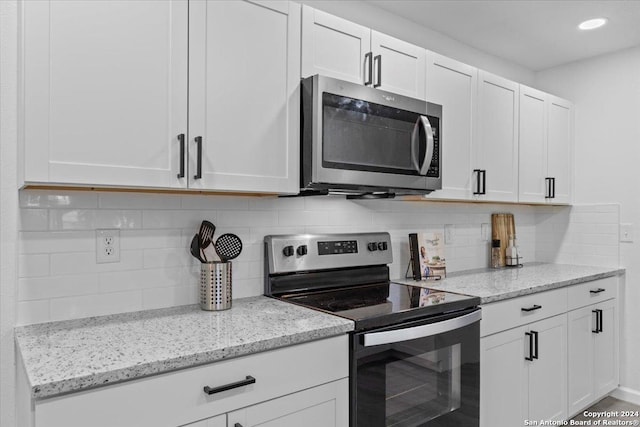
[265,232,392,274]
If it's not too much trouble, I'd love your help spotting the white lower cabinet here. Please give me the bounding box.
[480,314,567,427]
[28,336,349,427]
[480,277,619,427]
[183,379,348,427]
[567,297,618,416]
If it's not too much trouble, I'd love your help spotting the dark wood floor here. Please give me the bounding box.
[571,397,640,425]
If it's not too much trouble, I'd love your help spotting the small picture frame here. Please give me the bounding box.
[408,232,446,280]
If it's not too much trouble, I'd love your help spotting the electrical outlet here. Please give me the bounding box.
[620,223,634,243]
[444,224,455,244]
[481,223,490,242]
[96,229,120,263]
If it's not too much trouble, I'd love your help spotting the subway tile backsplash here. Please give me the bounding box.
[15,190,620,325]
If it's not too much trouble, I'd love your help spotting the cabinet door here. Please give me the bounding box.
[518,86,548,203]
[547,96,573,204]
[371,31,426,100]
[480,327,528,427]
[180,414,226,427]
[425,52,477,200]
[189,0,300,194]
[476,71,519,202]
[567,306,596,415]
[527,315,567,423]
[227,379,348,427]
[594,300,618,398]
[301,6,371,85]
[22,0,188,188]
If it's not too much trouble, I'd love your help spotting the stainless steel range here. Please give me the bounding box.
[264,232,481,427]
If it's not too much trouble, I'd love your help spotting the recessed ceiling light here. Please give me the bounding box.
[578,18,608,30]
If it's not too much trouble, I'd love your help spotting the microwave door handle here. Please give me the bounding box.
[363,310,482,347]
[418,115,435,176]
[410,119,421,172]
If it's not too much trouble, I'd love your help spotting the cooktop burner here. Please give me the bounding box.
[280,281,479,330]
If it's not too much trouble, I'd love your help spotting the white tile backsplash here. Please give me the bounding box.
[15,190,621,325]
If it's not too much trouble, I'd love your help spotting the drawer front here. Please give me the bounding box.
[567,276,617,311]
[481,287,568,337]
[35,335,349,427]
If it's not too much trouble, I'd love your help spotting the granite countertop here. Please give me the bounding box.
[15,296,354,399]
[393,263,624,304]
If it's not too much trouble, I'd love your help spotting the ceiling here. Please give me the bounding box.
[371,1,640,71]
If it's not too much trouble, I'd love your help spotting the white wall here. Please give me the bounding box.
[536,47,640,401]
[300,0,536,86]
[0,1,18,426]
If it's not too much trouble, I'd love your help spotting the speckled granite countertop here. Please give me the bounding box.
[393,263,624,304]
[15,296,353,399]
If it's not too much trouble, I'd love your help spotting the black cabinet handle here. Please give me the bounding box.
[545,177,551,199]
[193,136,202,180]
[177,134,185,179]
[374,55,382,88]
[551,177,556,198]
[525,331,534,361]
[234,424,243,427]
[481,170,486,194]
[590,288,606,294]
[532,330,539,359]
[203,375,256,395]
[592,309,603,333]
[521,304,542,312]
[364,52,373,86]
[473,169,485,195]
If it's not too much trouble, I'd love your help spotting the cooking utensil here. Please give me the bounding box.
[190,234,206,263]
[198,220,216,249]
[214,233,243,262]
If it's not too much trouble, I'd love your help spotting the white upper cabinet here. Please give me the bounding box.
[475,71,520,202]
[547,96,573,204]
[22,0,300,194]
[22,0,189,189]
[519,86,548,203]
[301,6,426,100]
[301,7,370,85]
[370,31,426,99]
[519,86,573,204]
[425,52,477,200]
[188,0,300,194]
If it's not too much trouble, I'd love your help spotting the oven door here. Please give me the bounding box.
[302,75,442,192]
[351,308,481,427]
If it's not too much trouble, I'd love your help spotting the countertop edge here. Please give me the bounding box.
[479,269,624,304]
[27,322,354,399]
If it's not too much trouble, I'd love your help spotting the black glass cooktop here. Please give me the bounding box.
[280,282,480,331]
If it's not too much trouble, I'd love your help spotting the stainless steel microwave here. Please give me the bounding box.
[301,75,442,195]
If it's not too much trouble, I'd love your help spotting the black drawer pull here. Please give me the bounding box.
[234,424,243,427]
[204,375,256,395]
[590,288,606,294]
[177,133,185,178]
[521,304,542,312]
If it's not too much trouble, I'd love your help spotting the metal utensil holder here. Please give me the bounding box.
[200,262,232,311]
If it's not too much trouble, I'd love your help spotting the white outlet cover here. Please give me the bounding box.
[620,223,634,243]
[444,224,455,244]
[96,229,121,263]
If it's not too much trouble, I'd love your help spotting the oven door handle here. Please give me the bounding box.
[363,309,482,347]
[410,115,434,176]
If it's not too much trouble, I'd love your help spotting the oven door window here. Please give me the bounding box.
[354,314,479,427]
[322,92,429,176]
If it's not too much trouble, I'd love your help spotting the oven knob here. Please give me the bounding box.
[282,245,294,257]
[367,242,378,251]
[378,242,388,251]
[296,245,308,256]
